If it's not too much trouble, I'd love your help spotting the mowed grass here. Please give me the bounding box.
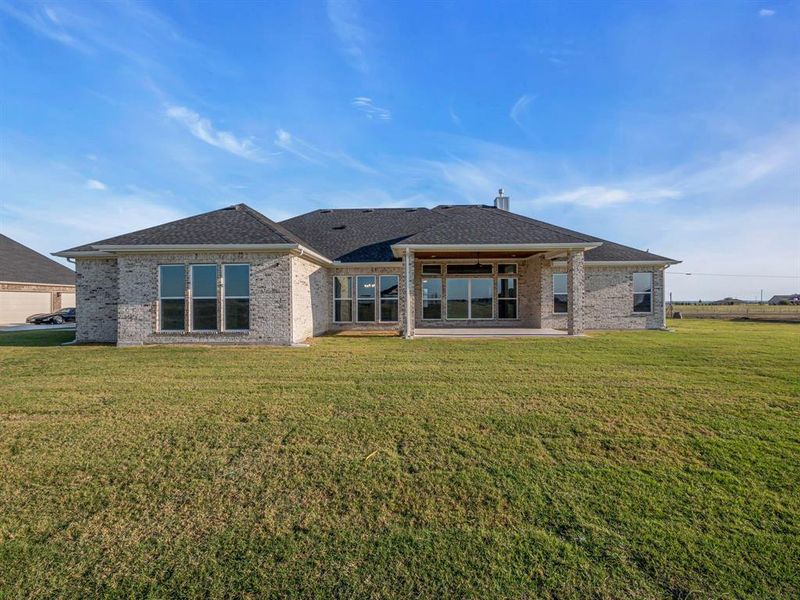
[1,321,798,599]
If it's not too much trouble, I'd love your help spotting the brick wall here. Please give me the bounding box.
[329,264,405,332]
[75,258,118,343]
[543,264,666,330]
[290,255,331,343]
[114,252,293,345]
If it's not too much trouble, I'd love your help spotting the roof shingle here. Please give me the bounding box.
[1,234,75,285]
[59,204,317,254]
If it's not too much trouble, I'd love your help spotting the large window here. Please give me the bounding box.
[224,264,250,330]
[159,265,185,331]
[379,275,399,322]
[633,272,653,313]
[447,278,493,320]
[334,276,352,322]
[553,273,568,313]
[356,275,377,322]
[422,278,442,319]
[191,265,218,331]
[497,277,517,319]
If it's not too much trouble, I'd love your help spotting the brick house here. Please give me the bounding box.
[54,193,679,346]
[1,234,76,325]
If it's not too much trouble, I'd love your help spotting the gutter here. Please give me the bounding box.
[551,260,682,267]
[390,242,602,258]
[53,243,333,266]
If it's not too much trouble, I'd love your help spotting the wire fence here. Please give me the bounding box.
[668,304,800,321]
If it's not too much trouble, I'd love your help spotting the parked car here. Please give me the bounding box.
[26,307,75,325]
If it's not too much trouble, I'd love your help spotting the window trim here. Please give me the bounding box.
[421,277,443,321]
[378,275,399,323]
[189,264,219,332]
[633,272,654,314]
[222,263,250,332]
[446,277,494,320]
[158,264,186,332]
[497,263,518,275]
[355,275,377,323]
[497,275,518,320]
[333,275,353,323]
[552,272,568,314]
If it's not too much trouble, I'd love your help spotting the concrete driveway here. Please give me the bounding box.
[0,323,76,333]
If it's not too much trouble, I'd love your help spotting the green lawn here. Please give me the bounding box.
[1,321,798,599]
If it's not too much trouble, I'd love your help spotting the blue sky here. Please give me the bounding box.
[1,0,798,300]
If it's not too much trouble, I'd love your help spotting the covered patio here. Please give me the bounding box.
[392,242,598,339]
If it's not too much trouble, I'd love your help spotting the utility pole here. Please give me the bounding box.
[760,289,763,304]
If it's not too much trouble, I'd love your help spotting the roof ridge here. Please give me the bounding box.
[236,204,330,258]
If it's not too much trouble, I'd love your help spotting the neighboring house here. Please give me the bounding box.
[768,294,800,305]
[54,192,679,346]
[1,234,76,325]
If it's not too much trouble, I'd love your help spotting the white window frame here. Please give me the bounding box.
[421,277,443,321]
[497,263,518,275]
[497,275,518,320]
[158,264,186,332]
[420,263,442,276]
[190,264,218,332]
[222,263,250,331]
[355,275,377,323]
[378,275,399,323]
[553,273,568,314]
[446,277,494,320]
[633,272,653,314]
[333,275,353,323]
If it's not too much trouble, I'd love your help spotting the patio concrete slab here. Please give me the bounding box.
[414,327,568,338]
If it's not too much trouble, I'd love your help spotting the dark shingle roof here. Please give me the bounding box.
[402,205,596,245]
[58,201,677,264]
[280,204,677,263]
[59,204,319,254]
[1,234,75,285]
[279,208,450,262]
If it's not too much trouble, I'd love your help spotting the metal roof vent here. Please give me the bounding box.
[494,188,510,211]
[320,209,332,214]
[332,225,346,230]
[361,209,374,213]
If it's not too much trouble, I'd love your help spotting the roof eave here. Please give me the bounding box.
[54,243,333,265]
[553,259,682,267]
[390,242,602,258]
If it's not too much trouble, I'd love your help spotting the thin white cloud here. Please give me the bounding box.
[165,105,264,162]
[759,9,776,17]
[0,1,90,52]
[351,97,391,121]
[85,179,107,191]
[449,106,462,128]
[326,0,369,73]
[274,128,376,174]
[535,185,681,208]
[510,94,535,127]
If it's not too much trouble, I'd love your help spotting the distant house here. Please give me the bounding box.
[0,234,76,325]
[768,294,800,305]
[54,192,680,346]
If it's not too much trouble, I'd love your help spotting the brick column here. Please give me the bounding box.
[567,250,585,335]
[403,249,415,338]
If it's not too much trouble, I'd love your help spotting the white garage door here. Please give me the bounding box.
[61,293,76,308]
[0,291,52,325]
